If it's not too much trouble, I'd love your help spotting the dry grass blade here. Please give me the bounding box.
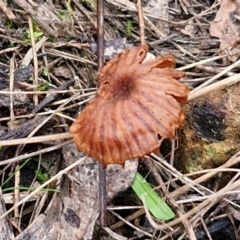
[0,156,87,220]
[0,141,72,166]
[162,178,240,231]
[189,73,240,100]
[137,0,145,44]
[0,132,72,146]
[146,153,240,231]
[191,57,240,93]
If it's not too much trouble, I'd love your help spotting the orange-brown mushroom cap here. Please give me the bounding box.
[70,45,189,167]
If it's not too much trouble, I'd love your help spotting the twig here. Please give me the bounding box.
[0,140,72,166]
[137,0,145,45]
[144,158,197,239]
[0,117,47,141]
[28,16,39,106]
[9,55,15,121]
[109,210,153,238]
[0,189,14,239]
[188,73,240,101]
[97,0,104,71]
[0,156,88,220]
[0,132,72,146]
[191,57,240,93]
[31,79,76,114]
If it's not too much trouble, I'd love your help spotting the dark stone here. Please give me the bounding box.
[64,208,81,228]
[189,102,227,142]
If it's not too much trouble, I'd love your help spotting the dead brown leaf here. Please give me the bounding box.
[0,0,16,20]
[210,0,240,50]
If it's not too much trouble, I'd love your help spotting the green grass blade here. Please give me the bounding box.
[2,187,60,193]
[1,158,31,188]
[131,172,175,221]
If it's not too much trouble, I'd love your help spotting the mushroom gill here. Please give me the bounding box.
[70,45,189,167]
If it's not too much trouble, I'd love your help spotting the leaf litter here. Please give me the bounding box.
[0,0,240,239]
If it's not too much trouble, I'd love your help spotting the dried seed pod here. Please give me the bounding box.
[70,45,189,167]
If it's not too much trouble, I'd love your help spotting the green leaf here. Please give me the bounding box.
[23,21,44,43]
[2,186,59,193]
[131,172,175,221]
[57,10,71,19]
[1,158,31,188]
[126,19,133,37]
[35,170,49,183]
[37,82,50,91]
[42,67,50,77]
[81,0,97,11]
[66,0,73,15]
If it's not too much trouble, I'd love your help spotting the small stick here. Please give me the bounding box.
[97,0,106,227]
[137,0,145,45]
[97,0,104,71]
[0,132,72,146]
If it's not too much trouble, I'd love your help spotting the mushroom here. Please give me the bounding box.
[70,45,189,167]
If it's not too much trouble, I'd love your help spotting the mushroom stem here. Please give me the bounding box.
[99,163,107,226]
[97,0,106,227]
